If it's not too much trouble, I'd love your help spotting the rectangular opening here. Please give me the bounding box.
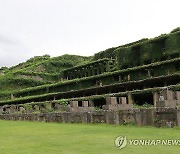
[133,93,154,106]
[116,97,120,104]
[78,101,83,107]
[93,98,106,109]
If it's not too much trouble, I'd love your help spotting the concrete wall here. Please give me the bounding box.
[0,108,179,127]
[154,90,179,108]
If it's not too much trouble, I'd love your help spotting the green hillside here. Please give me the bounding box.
[0,54,91,100]
[0,27,179,103]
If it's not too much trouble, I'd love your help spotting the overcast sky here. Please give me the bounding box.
[0,0,180,67]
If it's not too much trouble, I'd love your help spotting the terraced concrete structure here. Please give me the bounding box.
[0,28,180,126]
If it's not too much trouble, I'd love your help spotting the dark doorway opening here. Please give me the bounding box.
[78,101,83,107]
[133,93,153,106]
[93,98,106,109]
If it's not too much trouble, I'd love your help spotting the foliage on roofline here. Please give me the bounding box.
[13,70,59,77]
[4,54,91,75]
[13,57,180,95]
[0,84,179,106]
[114,30,180,51]
[93,38,149,60]
[171,27,180,33]
[63,58,112,72]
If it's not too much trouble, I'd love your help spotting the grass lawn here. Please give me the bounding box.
[0,120,179,154]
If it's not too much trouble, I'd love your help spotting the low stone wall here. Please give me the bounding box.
[0,108,179,127]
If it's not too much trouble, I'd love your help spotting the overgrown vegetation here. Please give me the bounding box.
[0,27,180,105]
[133,102,154,109]
[0,54,91,95]
[11,58,180,99]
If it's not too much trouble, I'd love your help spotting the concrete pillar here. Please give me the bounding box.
[34,105,40,111]
[82,101,89,107]
[148,70,151,77]
[70,101,78,107]
[19,107,25,113]
[10,105,16,113]
[166,90,174,100]
[45,103,52,110]
[119,76,122,82]
[89,100,94,107]
[106,97,118,105]
[0,106,3,114]
[160,90,167,100]
[128,93,133,104]
[153,92,159,106]
[119,97,127,105]
[11,94,14,99]
[127,74,131,81]
[176,91,180,100]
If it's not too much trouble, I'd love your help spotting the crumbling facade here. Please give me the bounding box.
[0,29,179,127]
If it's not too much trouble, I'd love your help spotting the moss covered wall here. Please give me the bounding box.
[116,31,180,70]
[62,59,114,80]
[12,58,179,99]
[1,28,179,105]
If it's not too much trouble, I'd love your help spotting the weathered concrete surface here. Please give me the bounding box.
[0,108,179,127]
[154,90,180,108]
[156,100,178,108]
[103,96,133,110]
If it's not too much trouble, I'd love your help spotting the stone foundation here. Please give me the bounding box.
[0,108,179,127]
[154,90,179,108]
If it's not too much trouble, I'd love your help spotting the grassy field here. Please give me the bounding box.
[0,120,179,154]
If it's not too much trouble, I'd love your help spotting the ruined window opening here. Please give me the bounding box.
[94,70,98,75]
[122,65,128,69]
[121,75,124,81]
[134,62,140,66]
[156,81,166,87]
[144,60,151,65]
[140,70,148,77]
[133,93,153,106]
[78,101,83,107]
[89,70,93,76]
[169,53,179,59]
[114,75,120,82]
[52,103,55,109]
[116,97,121,104]
[175,62,180,71]
[110,86,125,93]
[93,98,106,109]
[160,56,167,61]
[166,78,179,86]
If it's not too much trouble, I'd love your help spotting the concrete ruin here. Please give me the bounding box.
[0,28,179,127]
[0,108,179,127]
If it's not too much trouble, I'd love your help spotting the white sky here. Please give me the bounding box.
[0,0,180,67]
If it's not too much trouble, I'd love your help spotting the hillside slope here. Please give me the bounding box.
[0,54,91,100]
[0,27,179,102]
